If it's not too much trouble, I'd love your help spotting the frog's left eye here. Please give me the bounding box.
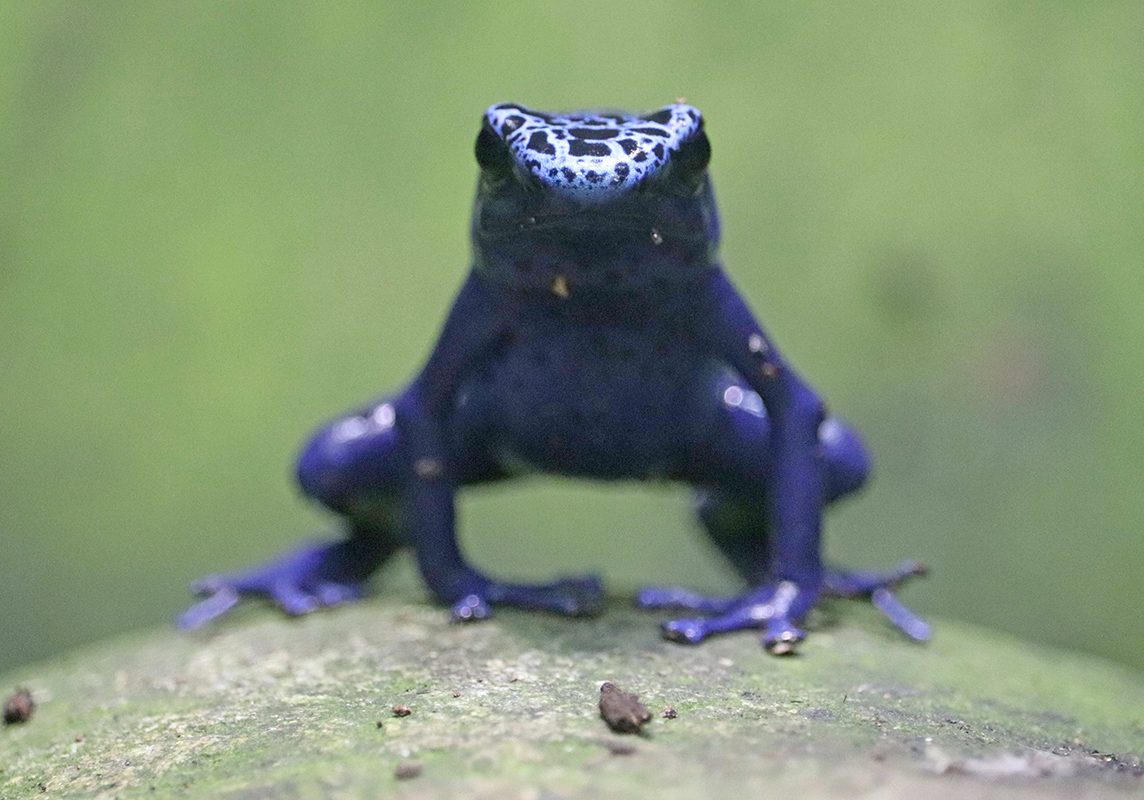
[475,125,513,176]
[674,130,711,178]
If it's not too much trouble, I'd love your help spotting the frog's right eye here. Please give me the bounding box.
[475,126,513,175]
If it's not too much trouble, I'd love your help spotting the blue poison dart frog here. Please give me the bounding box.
[180,103,930,654]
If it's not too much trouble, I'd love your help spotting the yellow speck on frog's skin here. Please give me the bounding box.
[413,458,443,479]
[551,275,570,299]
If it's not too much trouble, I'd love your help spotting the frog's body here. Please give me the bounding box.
[181,104,928,652]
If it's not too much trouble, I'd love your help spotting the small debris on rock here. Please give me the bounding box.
[451,690,462,698]
[662,706,678,719]
[392,704,412,718]
[394,760,423,780]
[598,682,652,734]
[3,688,34,725]
[375,721,385,730]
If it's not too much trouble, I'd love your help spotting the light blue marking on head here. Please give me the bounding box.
[483,103,704,201]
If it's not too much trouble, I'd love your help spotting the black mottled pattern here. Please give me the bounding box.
[483,102,704,199]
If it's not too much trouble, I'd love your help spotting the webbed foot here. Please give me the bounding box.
[638,560,929,652]
[823,560,931,641]
[178,538,382,629]
[449,574,606,622]
[641,580,815,654]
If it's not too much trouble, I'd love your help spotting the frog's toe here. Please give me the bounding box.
[451,593,493,622]
[314,581,364,607]
[483,574,606,617]
[823,560,931,642]
[659,617,710,644]
[270,581,321,616]
[763,620,805,655]
[823,560,928,597]
[871,588,932,642]
[635,586,736,613]
[178,585,241,630]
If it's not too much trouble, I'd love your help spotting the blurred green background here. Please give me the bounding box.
[2,2,1142,676]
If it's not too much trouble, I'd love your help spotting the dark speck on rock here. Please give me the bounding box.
[394,760,423,780]
[3,688,34,725]
[604,739,638,756]
[599,681,652,734]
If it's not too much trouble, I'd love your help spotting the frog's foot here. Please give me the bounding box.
[823,560,931,642]
[449,575,605,623]
[178,540,378,630]
[640,580,817,655]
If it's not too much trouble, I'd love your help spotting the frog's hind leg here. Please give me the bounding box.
[634,416,874,609]
[179,394,507,629]
[636,404,929,643]
[693,416,874,587]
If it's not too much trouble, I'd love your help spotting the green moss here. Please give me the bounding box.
[2,578,1142,799]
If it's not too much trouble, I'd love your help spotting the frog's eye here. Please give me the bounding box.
[674,130,711,177]
[474,125,513,175]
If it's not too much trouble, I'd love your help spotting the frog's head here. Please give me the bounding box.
[471,103,719,295]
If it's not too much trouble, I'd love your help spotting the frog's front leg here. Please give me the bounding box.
[392,276,603,621]
[394,385,604,621]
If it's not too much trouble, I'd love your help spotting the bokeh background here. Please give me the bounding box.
[2,2,1142,676]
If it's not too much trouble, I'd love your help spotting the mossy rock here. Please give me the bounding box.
[2,566,1142,799]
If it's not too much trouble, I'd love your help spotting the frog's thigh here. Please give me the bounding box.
[294,400,404,514]
[688,402,870,584]
[685,392,870,502]
[295,395,504,515]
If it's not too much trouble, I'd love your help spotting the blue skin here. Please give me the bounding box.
[180,103,929,654]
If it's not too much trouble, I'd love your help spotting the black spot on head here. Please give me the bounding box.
[632,152,648,163]
[631,127,670,137]
[641,109,673,124]
[561,167,577,183]
[653,144,665,159]
[584,170,603,184]
[525,158,541,171]
[527,131,556,155]
[548,168,559,177]
[617,138,639,155]
[614,163,630,179]
[569,127,620,140]
[568,140,611,157]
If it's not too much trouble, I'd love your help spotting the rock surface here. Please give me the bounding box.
[2,573,1142,799]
